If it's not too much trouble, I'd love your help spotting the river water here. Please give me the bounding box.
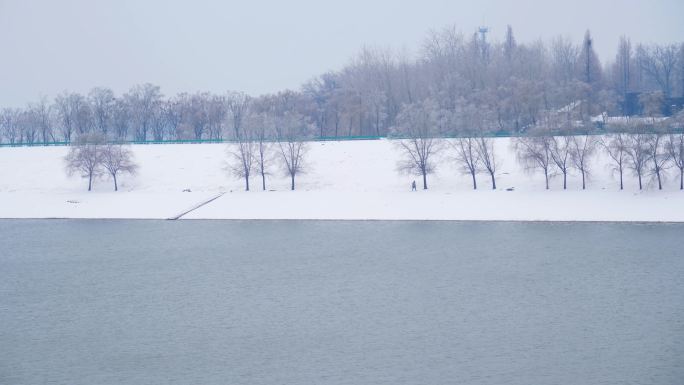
[1,220,682,384]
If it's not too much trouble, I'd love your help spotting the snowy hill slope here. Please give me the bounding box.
[0,138,682,221]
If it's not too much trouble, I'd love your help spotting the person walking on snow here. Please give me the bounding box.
[411,180,417,191]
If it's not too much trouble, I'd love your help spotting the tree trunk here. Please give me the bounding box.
[291,174,295,191]
[680,168,683,190]
[490,172,496,190]
[620,168,624,190]
[471,171,477,190]
[581,171,585,190]
[262,172,266,191]
[245,174,250,191]
[544,169,549,190]
[638,174,642,190]
[113,174,118,191]
[657,170,662,190]
[422,172,428,190]
[563,171,567,190]
[88,172,92,191]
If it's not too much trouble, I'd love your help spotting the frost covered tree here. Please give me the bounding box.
[54,92,85,142]
[600,133,629,190]
[228,123,256,191]
[126,83,162,141]
[227,91,251,140]
[638,44,679,97]
[0,108,21,144]
[64,134,105,191]
[187,92,209,140]
[515,131,553,189]
[667,132,684,190]
[475,135,499,189]
[392,100,442,190]
[113,99,133,141]
[71,94,93,136]
[88,87,115,138]
[275,112,309,191]
[29,97,54,143]
[625,131,650,190]
[646,133,670,190]
[570,136,596,190]
[246,112,274,191]
[101,144,138,191]
[452,137,479,189]
[549,135,572,189]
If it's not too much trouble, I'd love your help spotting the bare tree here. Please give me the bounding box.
[88,87,115,137]
[164,95,188,140]
[247,112,274,191]
[111,99,131,141]
[101,144,138,191]
[667,131,684,190]
[275,112,309,190]
[29,97,54,143]
[126,83,162,141]
[549,135,573,189]
[19,108,39,144]
[228,122,256,191]
[638,44,679,97]
[392,101,442,190]
[187,92,209,140]
[208,95,227,140]
[515,132,553,189]
[625,131,650,190]
[646,132,670,190]
[600,133,628,190]
[64,134,105,191]
[150,104,166,141]
[570,135,596,189]
[475,135,499,189]
[0,108,21,144]
[71,93,93,136]
[452,137,479,189]
[54,92,77,141]
[227,91,251,139]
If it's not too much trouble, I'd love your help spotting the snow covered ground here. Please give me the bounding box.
[0,138,682,221]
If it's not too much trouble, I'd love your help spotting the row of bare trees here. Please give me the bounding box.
[1,85,252,144]
[227,111,310,191]
[392,100,684,191]
[391,99,501,190]
[515,129,684,191]
[2,26,683,145]
[395,129,683,193]
[65,116,683,194]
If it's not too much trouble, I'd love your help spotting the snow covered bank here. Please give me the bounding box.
[0,138,683,221]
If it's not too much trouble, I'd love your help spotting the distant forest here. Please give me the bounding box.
[1,25,684,144]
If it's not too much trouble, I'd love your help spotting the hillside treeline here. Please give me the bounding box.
[1,26,684,144]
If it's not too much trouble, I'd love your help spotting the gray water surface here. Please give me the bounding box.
[1,220,683,385]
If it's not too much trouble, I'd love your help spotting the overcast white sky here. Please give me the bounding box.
[0,0,682,107]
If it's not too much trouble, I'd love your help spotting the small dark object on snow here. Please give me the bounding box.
[506,187,514,191]
[182,188,192,192]
[411,180,417,191]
